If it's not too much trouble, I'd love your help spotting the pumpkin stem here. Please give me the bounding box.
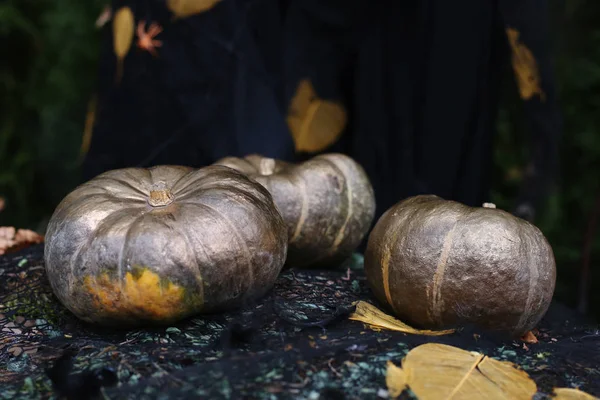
[148,189,174,207]
[259,158,276,176]
[482,203,497,209]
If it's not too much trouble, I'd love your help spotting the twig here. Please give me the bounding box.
[327,358,342,377]
[341,268,351,281]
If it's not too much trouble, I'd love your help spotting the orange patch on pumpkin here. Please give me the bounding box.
[84,269,187,322]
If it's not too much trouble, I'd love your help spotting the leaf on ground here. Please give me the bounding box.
[0,197,4,212]
[521,330,539,344]
[553,388,599,399]
[0,227,44,255]
[349,301,455,336]
[385,361,407,399]
[385,343,538,400]
[167,0,223,19]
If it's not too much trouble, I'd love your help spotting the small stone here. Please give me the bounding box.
[14,316,25,324]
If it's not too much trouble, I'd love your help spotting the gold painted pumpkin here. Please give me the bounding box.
[214,153,376,269]
[44,165,288,326]
[364,195,556,337]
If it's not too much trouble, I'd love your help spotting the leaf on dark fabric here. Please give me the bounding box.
[112,7,135,82]
[386,343,538,400]
[553,388,599,399]
[286,79,347,153]
[167,0,223,19]
[506,27,546,102]
[349,301,455,336]
[0,227,44,255]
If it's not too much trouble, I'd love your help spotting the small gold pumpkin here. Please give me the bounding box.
[364,195,556,337]
[215,153,376,269]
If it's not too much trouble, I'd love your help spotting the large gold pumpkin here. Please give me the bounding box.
[364,195,556,337]
[214,153,376,269]
[44,165,288,326]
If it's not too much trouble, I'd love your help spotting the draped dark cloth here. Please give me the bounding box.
[83,0,295,180]
[83,0,561,224]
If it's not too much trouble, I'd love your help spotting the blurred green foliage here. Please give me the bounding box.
[0,0,105,230]
[492,0,600,317]
[0,1,599,318]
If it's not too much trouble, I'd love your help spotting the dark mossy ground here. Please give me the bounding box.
[1,245,599,400]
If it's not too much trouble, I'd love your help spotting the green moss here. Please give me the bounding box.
[2,291,66,327]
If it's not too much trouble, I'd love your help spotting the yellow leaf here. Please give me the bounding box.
[349,301,455,336]
[287,79,317,121]
[167,0,222,19]
[112,7,135,83]
[401,343,538,400]
[386,361,407,399]
[506,28,545,102]
[294,100,346,153]
[286,79,347,153]
[553,388,599,399]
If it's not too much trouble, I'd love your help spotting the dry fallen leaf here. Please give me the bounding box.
[167,0,222,19]
[521,330,539,344]
[0,227,44,255]
[385,360,407,399]
[386,343,538,400]
[349,301,455,336]
[553,388,599,399]
[286,79,347,154]
[0,197,5,212]
[112,7,135,83]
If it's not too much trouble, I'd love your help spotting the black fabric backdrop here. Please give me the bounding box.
[82,0,562,224]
